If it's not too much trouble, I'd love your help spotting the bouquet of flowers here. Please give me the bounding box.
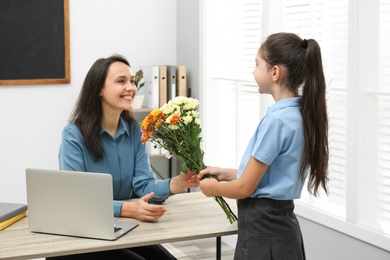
[140,96,238,224]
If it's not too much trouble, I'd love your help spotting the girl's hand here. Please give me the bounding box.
[198,166,237,181]
[199,177,218,197]
[121,192,167,221]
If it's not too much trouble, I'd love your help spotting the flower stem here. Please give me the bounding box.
[202,175,238,224]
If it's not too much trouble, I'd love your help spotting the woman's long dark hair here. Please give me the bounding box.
[260,32,329,196]
[69,54,135,160]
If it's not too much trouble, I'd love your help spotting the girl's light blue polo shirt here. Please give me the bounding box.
[58,117,171,217]
[237,97,305,200]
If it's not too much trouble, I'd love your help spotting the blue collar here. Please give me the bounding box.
[267,97,301,114]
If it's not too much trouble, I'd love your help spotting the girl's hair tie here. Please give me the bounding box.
[302,39,308,49]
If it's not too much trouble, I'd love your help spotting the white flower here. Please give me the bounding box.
[173,108,182,116]
[191,110,199,117]
[183,115,193,124]
[195,118,201,125]
[162,103,175,115]
[172,96,186,105]
[168,125,179,130]
[183,98,199,110]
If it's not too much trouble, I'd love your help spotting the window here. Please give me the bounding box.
[202,0,266,168]
[202,0,390,251]
[377,0,390,232]
[282,0,348,219]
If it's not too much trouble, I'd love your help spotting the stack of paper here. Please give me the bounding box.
[0,202,27,230]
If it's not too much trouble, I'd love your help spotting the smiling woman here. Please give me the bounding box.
[54,54,199,259]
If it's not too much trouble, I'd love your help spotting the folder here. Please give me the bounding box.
[167,66,177,100]
[176,65,187,97]
[138,66,159,108]
[138,65,167,108]
[145,141,161,155]
[158,65,167,107]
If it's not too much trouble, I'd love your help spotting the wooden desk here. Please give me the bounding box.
[0,192,238,259]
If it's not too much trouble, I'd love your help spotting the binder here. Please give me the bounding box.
[158,66,167,107]
[176,65,187,97]
[138,66,159,108]
[138,65,167,108]
[146,141,161,155]
[167,66,177,100]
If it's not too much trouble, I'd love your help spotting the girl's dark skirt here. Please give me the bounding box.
[234,198,306,260]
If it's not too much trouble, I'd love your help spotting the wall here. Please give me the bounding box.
[0,0,177,203]
[177,0,201,101]
[299,216,390,260]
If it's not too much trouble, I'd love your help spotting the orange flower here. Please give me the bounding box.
[141,133,149,144]
[151,109,164,120]
[155,118,164,128]
[168,114,181,125]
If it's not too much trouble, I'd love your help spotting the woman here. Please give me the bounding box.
[57,54,198,259]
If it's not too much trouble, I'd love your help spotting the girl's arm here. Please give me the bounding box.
[199,156,267,199]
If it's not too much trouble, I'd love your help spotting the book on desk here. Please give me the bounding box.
[0,202,27,230]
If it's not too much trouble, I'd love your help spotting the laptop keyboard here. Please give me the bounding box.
[114,227,122,233]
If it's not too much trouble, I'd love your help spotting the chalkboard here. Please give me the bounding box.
[0,0,70,86]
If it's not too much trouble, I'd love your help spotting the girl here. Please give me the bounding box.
[56,54,199,259]
[198,32,329,260]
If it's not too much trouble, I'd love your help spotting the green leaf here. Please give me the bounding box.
[180,162,188,173]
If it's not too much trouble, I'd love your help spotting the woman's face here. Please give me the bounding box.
[100,61,136,114]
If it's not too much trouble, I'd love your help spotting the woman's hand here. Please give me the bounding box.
[120,192,167,221]
[169,171,199,194]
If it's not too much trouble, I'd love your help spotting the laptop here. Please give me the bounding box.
[25,168,138,240]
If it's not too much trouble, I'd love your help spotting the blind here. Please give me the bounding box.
[283,0,348,217]
[377,0,390,233]
[203,0,264,167]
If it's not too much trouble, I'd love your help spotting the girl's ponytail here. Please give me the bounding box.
[300,39,329,196]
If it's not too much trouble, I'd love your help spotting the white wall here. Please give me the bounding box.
[299,216,390,260]
[177,0,201,101]
[0,0,177,204]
